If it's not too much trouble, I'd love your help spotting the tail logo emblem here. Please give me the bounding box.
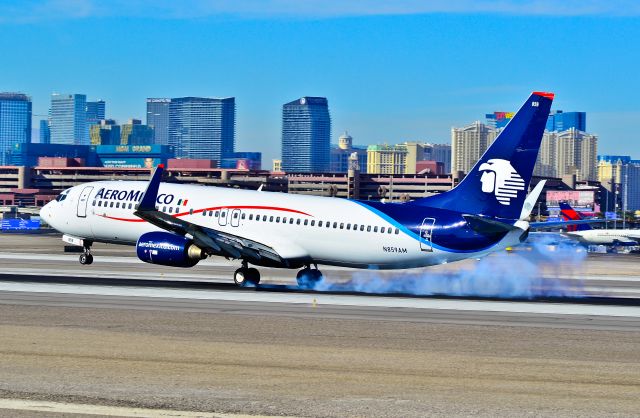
[479,159,526,206]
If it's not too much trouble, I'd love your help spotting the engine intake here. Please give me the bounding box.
[136,231,205,267]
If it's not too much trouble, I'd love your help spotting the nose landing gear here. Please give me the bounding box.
[79,243,93,265]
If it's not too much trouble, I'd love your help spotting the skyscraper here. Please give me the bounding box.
[146,98,171,145]
[534,128,598,181]
[0,93,32,165]
[546,110,586,132]
[281,97,331,172]
[39,119,50,144]
[451,122,498,175]
[169,97,235,160]
[50,94,87,145]
[86,100,105,132]
[121,119,154,145]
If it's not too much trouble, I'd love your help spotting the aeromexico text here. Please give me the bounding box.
[95,188,180,205]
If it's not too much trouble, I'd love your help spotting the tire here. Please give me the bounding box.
[234,268,247,287]
[79,253,93,265]
[245,268,260,286]
[296,268,323,289]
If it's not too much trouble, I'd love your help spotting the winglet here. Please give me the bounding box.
[137,164,164,211]
[520,180,546,221]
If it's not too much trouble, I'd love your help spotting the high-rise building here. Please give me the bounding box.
[534,128,598,181]
[450,122,498,175]
[146,98,171,145]
[621,161,640,212]
[0,93,32,165]
[546,110,586,132]
[86,100,105,135]
[485,112,514,129]
[90,119,120,145]
[281,97,331,172]
[330,131,367,173]
[39,119,51,144]
[50,93,87,145]
[169,97,235,160]
[121,119,154,145]
[366,144,408,174]
[403,142,452,174]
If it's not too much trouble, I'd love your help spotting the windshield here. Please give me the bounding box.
[55,189,71,202]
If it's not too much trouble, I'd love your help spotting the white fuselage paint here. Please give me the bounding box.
[41,181,526,270]
[565,229,640,245]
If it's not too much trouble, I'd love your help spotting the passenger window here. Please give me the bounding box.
[333,222,337,228]
[380,227,385,233]
[318,221,323,227]
[215,211,219,217]
[116,202,120,208]
[129,203,133,209]
[92,200,96,206]
[110,202,114,208]
[289,218,294,224]
[346,224,351,230]
[395,228,399,234]
[269,216,274,222]
[97,201,101,207]
[276,217,281,222]
[352,224,357,230]
[203,210,207,216]
[340,223,344,229]
[249,214,253,220]
[311,220,315,226]
[222,212,226,217]
[360,225,365,231]
[169,207,173,213]
[189,208,194,215]
[241,213,246,220]
[234,212,239,219]
[327,222,331,228]
[374,226,378,232]
[367,226,371,232]
[283,217,287,223]
[388,228,393,234]
[304,219,308,226]
[263,215,267,221]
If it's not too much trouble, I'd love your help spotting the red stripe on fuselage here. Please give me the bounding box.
[98,205,313,223]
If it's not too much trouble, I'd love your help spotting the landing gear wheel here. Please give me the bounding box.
[79,253,93,265]
[234,267,260,287]
[296,268,323,289]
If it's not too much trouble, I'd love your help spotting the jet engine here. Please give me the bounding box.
[136,231,205,267]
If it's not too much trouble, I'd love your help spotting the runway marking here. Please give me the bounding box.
[0,281,639,317]
[0,398,282,417]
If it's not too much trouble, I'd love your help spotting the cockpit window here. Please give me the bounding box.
[55,193,68,202]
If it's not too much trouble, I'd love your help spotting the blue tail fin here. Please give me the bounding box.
[415,92,553,219]
[559,202,592,231]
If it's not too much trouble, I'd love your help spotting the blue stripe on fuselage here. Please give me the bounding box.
[353,200,508,253]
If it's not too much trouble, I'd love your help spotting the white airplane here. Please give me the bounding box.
[41,92,558,288]
[559,202,640,246]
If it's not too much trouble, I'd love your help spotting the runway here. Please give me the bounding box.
[0,234,639,417]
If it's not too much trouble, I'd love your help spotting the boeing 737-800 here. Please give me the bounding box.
[41,92,556,288]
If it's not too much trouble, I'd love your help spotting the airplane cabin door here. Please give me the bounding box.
[230,209,241,227]
[76,186,94,218]
[419,217,435,252]
[218,208,229,226]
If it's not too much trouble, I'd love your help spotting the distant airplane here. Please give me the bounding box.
[42,92,566,288]
[560,202,640,246]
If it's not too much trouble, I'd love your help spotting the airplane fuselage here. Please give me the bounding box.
[41,180,526,270]
[565,229,640,245]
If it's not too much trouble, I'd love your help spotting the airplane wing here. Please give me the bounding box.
[134,165,286,266]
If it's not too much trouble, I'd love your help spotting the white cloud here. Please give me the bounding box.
[2,0,639,23]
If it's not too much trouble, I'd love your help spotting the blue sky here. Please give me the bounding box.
[1,0,639,163]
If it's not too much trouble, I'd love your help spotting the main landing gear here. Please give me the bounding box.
[234,261,260,287]
[296,265,324,289]
[79,243,93,265]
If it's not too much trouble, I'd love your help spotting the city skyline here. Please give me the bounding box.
[1,2,639,163]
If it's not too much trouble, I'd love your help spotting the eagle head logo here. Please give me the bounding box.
[478,159,525,206]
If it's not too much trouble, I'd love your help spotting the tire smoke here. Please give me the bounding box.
[315,235,587,299]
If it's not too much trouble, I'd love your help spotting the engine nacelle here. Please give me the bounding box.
[136,231,205,268]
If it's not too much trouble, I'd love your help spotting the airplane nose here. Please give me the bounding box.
[40,202,52,222]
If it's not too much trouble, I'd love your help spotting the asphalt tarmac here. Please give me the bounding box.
[0,233,638,417]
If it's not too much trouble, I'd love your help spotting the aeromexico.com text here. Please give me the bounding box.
[95,188,177,205]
